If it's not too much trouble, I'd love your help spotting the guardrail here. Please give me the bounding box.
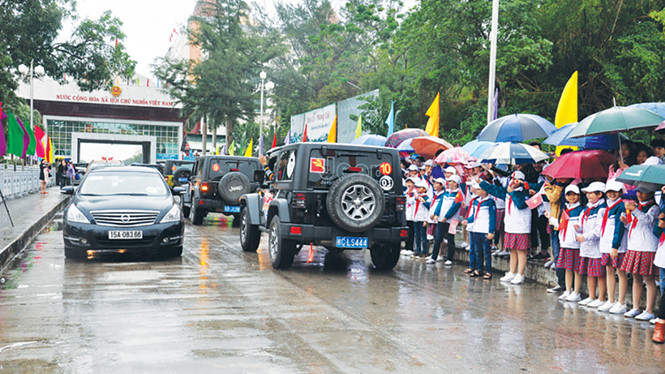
[0,167,56,202]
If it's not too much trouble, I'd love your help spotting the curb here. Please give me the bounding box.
[0,195,72,273]
[453,248,559,285]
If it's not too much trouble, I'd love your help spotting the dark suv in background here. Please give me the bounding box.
[163,160,195,191]
[239,143,408,270]
[182,155,264,225]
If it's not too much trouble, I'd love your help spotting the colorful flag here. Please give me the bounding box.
[220,143,227,155]
[18,117,36,157]
[16,117,30,158]
[385,101,395,136]
[354,115,362,139]
[229,140,235,156]
[34,125,46,158]
[425,92,440,137]
[0,102,6,156]
[6,112,26,157]
[302,124,308,142]
[271,133,277,149]
[46,136,54,163]
[493,88,499,121]
[555,71,578,155]
[243,138,253,157]
[327,114,337,143]
[284,130,291,145]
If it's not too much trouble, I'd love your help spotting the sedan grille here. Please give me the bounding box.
[91,210,160,227]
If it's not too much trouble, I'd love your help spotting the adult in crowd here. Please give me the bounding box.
[39,159,50,194]
[57,159,66,188]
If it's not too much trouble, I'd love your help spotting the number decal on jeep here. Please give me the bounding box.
[310,158,325,173]
[379,162,392,175]
[379,175,394,191]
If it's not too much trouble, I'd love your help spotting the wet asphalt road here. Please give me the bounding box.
[0,214,664,373]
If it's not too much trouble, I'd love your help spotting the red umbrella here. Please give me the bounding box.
[409,136,453,158]
[542,150,615,180]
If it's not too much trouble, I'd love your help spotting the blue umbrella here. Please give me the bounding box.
[396,138,415,152]
[543,122,628,149]
[462,140,496,158]
[628,102,665,119]
[477,114,557,143]
[350,134,387,146]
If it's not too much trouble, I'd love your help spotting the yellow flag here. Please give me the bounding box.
[425,92,440,137]
[243,138,253,157]
[354,115,362,139]
[327,114,337,143]
[555,71,578,155]
[229,140,235,156]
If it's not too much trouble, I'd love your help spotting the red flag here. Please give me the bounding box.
[454,191,464,204]
[34,125,46,158]
[271,133,277,148]
[302,124,308,142]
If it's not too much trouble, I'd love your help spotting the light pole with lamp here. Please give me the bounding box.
[18,61,45,165]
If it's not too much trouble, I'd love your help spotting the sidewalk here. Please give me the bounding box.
[0,186,71,272]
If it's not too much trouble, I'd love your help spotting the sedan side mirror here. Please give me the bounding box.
[172,186,186,195]
[61,186,75,195]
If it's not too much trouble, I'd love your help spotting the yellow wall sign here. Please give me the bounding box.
[111,85,122,97]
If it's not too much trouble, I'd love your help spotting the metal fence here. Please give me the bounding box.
[0,167,56,202]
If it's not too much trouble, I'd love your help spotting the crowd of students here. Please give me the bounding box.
[400,139,665,344]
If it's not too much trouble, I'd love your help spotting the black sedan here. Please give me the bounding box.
[61,166,185,259]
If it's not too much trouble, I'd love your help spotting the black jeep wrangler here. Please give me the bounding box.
[182,155,264,225]
[163,159,195,191]
[239,143,408,270]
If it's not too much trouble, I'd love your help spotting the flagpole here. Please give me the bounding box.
[487,0,499,125]
[259,71,266,154]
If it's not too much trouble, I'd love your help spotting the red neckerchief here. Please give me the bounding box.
[466,197,479,219]
[415,193,427,214]
[431,190,443,207]
[660,231,665,247]
[601,199,622,236]
[406,190,415,208]
[580,200,601,231]
[629,200,655,239]
[506,186,523,215]
[471,197,487,221]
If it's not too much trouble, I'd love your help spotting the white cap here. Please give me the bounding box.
[420,165,426,170]
[405,177,417,184]
[467,181,480,189]
[511,170,525,181]
[564,184,580,195]
[448,175,462,185]
[444,166,457,174]
[424,160,435,167]
[408,165,419,171]
[581,181,606,193]
[433,177,446,185]
[416,180,428,189]
[605,180,625,193]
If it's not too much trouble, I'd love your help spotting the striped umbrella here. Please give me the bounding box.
[478,142,549,165]
[477,114,557,143]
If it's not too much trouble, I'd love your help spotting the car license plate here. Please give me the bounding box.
[108,231,143,240]
[178,177,188,182]
[223,205,241,213]
[335,236,368,249]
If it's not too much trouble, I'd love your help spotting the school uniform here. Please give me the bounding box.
[620,200,660,276]
[430,188,463,261]
[599,198,628,269]
[404,189,417,252]
[554,202,584,271]
[466,196,497,273]
[578,200,607,277]
[412,193,431,255]
[480,181,532,251]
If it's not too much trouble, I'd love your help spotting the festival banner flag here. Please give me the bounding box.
[425,92,440,137]
[284,130,291,145]
[46,135,54,163]
[302,124,308,142]
[327,115,337,143]
[6,112,26,157]
[555,71,579,155]
[244,138,253,157]
[34,125,46,158]
[18,117,36,156]
[229,140,235,156]
[385,101,395,137]
[271,133,277,149]
[354,115,362,139]
[220,143,227,155]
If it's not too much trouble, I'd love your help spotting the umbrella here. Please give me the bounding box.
[543,122,628,149]
[628,102,665,119]
[434,147,473,165]
[384,128,428,148]
[656,121,665,132]
[567,106,664,138]
[478,142,549,165]
[616,164,665,188]
[350,134,388,146]
[409,136,454,158]
[477,114,557,143]
[542,150,615,180]
[461,140,496,158]
[396,138,414,152]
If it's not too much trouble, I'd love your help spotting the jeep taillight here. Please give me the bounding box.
[348,167,362,172]
[294,192,306,209]
[395,196,405,211]
[201,183,209,192]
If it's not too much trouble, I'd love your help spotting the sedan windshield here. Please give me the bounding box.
[79,172,168,196]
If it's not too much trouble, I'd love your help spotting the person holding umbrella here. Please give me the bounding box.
[477,170,532,284]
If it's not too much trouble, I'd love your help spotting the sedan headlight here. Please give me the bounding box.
[160,204,182,223]
[66,205,90,224]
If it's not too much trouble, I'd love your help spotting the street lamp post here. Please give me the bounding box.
[18,61,45,164]
[259,71,266,155]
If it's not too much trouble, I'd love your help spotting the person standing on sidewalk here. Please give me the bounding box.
[66,161,75,186]
[429,175,463,265]
[575,182,607,308]
[463,182,497,279]
[39,159,50,194]
[57,160,66,188]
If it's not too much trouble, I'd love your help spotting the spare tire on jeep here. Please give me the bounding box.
[326,174,385,233]
[218,172,251,204]
[172,168,191,187]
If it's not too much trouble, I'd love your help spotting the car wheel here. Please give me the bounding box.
[326,174,385,233]
[218,172,251,205]
[240,208,260,252]
[192,199,205,225]
[64,246,85,259]
[370,242,400,270]
[268,216,296,269]
[164,246,183,258]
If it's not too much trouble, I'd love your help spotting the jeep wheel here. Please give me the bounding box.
[172,168,191,187]
[268,216,297,269]
[327,174,385,233]
[218,172,251,205]
[240,208,260,252]
[191,199,205,225]
[370,242,400,270]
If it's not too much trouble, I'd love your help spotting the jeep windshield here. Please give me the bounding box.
[166,161,194,175]
[208,159,259,179]
[307,149,397,190]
